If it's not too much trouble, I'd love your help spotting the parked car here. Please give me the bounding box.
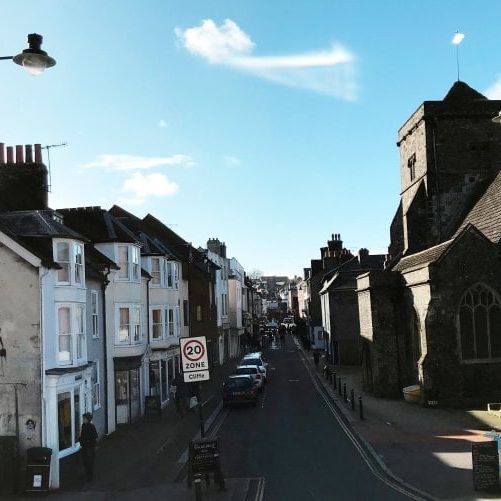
[233,365,265,390]
[241,353,269,381]
[281,317,296,329]
[222,375,258,407]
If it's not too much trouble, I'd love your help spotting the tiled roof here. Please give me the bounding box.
[453,170,501,244]
[58,207,137,243]
[392,239,453,272]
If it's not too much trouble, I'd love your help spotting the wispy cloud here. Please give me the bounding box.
[485,77,501,99]
[175,19,357,100]
[158,119,168,128]
[121,172,179,204]
[224,155,241,167]
[84,153,194,171]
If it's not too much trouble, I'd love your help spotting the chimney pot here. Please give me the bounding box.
[6,146,14,163]
[15,145,24,164]
[25,144,33,163]
[34,144,42,163]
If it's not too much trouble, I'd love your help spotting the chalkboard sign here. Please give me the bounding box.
[144,396,161,419]
[190,438,219,474]
[472,441,499,491]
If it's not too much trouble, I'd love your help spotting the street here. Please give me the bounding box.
[216,337,414,501]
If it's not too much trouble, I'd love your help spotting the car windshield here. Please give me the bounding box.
[226,378,251,389]
[235,367,257,375]
[244,359,262,366]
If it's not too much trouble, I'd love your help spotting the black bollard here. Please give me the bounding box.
[359,396,364,420]
[351,389,355,410]
[333,372,337,390]
[343,382,347,402]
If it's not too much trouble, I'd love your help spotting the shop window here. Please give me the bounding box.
[459,283,501,361]
[57,388,81,455]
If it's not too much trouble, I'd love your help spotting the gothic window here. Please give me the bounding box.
[458,284,501,361]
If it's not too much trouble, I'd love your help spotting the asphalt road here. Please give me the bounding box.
[217,337,413,501]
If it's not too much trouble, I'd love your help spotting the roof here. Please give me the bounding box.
[392,239,453,272]
[0,210,85,240]
[443,81,488,103]
[57,207,137,244]
[453,170,501,244]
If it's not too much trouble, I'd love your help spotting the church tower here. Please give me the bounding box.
[390,81,501,257]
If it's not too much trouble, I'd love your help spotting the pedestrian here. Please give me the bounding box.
[79,412,98,482]
[172,372,185,414]
[313,351,320,369]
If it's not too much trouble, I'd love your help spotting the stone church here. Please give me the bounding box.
[357,81,501,406]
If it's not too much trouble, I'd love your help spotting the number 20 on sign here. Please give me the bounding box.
[180,336,210,381]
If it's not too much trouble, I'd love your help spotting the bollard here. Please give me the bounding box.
[343,383,347,403]
[194,476,202,501]
[359,396,364,420]
[338,378,342,396]
[351,389,355,410]
[333,372,337,390]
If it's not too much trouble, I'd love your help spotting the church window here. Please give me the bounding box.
[458,284,501,361]
[407,153,416,181]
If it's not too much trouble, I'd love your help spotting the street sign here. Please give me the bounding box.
[180,336,210,381]
[472,441,499,491]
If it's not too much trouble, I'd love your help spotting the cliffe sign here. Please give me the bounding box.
[180,336,210,383]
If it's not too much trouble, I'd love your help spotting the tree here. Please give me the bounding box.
[249,269,263,280]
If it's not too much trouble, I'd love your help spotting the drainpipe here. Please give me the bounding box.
[101,268,111,435]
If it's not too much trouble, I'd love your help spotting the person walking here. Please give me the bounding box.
[79,412,98,482]
[172,372,184,414]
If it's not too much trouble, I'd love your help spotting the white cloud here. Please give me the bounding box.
[121,172,179,203]
[158,119,168,128]
[84,153,194,170]
[224,155,241,167]
[175,19,357,100]
[485,77,501,100]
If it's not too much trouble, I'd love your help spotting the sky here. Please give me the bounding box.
[2,1,501,277]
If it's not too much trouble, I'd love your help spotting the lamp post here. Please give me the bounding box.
[1,33,56,75]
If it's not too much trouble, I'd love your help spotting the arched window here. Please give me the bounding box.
[458,284,501,361]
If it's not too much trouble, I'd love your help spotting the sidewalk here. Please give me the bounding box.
[300,344,501,500]
[43,356,251,500]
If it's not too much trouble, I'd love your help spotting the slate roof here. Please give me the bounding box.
[57,207,137,243]
[443,81,488,103]
[392,239,453,272]
[453,170,501,244]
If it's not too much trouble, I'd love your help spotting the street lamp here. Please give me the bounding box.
[1,33,56,75]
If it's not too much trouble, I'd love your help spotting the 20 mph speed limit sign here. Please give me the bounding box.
[180,336,210,383]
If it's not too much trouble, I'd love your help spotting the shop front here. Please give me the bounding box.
[113,356,143,425]
[148,350,179,408]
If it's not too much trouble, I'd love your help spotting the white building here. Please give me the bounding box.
[228,258,245,357]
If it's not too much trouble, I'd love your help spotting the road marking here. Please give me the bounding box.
[255,477,266,501]
[298,351,430,501]
[260,385,268,409]
[288,379,300,382]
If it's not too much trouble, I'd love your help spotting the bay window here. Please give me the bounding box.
[116,245,141,282]
[151,257,161,286]
[116,305,142,345]
[91,291,99,338]
[55,240,85,286]
[152,309,162,339]
[57,304,86,366]
[150,306,180,341]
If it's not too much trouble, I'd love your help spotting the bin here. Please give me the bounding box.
[25,447,52,493]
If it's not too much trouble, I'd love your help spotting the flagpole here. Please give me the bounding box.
[452,31,464,82]
[456,43,460,81]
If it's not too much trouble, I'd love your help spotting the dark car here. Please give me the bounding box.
[223,375,258,407]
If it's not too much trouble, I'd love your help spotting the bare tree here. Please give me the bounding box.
[249,269,263,280]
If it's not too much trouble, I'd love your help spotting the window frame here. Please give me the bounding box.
[150,305,180,341]
[54,239,85,287]
[115,304,143,345]
[91,291,99,339]
[92,361,101,410]
[458,283,501,363]
[115,244,141,282]
[56,303,87,367]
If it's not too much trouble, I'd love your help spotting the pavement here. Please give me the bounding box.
[11,355,260,501]
[299,342,501,500]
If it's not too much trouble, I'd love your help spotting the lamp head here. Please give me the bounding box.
[13,33,56,75]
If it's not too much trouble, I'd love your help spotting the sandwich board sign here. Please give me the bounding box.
[180,336,210,383]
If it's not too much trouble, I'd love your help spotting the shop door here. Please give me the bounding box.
[130,369,141,422]
[115,371,130,424]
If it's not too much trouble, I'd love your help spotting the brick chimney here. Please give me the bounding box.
[358,248,369,264]
[0,143,48,210]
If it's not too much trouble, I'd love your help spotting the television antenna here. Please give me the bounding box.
[41,142,67,192]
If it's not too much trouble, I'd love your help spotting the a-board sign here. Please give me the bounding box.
[144,396,161,419]
[189,437,220,475]
[180,336,210,381]
[472,440,499,491]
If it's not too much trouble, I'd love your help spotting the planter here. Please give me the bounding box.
[403,384,421,403]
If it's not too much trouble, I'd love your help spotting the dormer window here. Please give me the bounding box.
[54,240,85,286]
[116,245,141,282]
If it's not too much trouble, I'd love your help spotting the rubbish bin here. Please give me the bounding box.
[25,447,52,493]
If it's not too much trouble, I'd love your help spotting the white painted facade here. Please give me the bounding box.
[228,258,244,358]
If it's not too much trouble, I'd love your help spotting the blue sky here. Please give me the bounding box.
[2,1,501,276]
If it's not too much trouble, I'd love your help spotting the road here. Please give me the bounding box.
[216,337,414,501]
